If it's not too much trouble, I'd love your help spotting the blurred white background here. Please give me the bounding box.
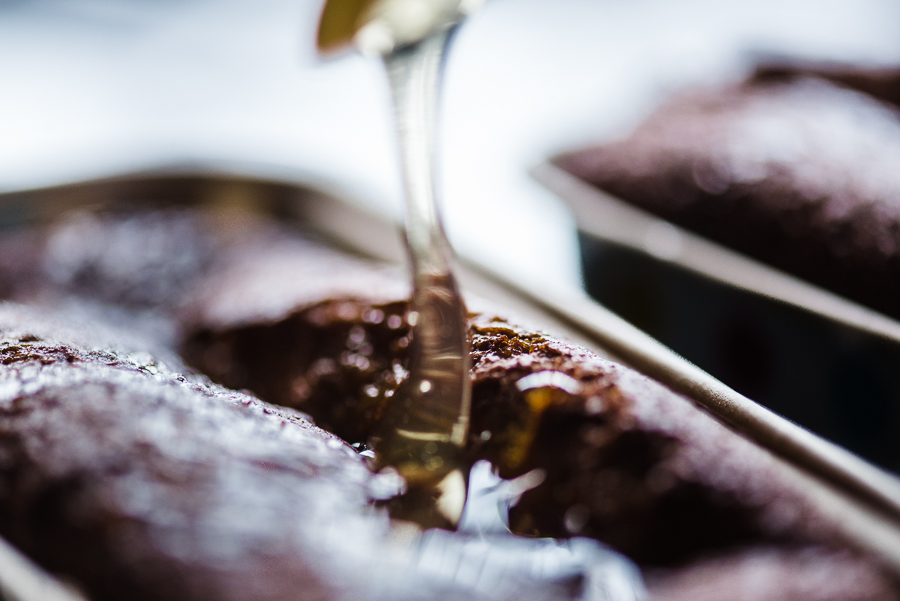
[2,0,900,290]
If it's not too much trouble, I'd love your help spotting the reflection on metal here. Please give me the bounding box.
[0,535,88,601]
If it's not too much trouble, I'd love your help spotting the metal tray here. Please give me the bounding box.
[533,156,900,477]
[2,170,900,600]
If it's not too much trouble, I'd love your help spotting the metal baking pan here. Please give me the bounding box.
[534,157,900,463]
[3,169,900,599]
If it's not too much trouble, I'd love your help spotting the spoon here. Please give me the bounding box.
[317,0,482,528]
[317,0,481,56]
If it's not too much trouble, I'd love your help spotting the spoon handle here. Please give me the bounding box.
[373,27,472,528]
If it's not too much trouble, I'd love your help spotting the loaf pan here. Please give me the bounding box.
[2,169,900,599]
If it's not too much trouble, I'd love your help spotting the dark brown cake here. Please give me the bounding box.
[0,306,619,601]
[174,208,898,597]
[555,74,900,321]
[0,206,896,600]
[0,306,391,601]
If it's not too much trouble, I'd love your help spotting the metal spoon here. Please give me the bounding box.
[317,0,481,56]
[317,0,482,528]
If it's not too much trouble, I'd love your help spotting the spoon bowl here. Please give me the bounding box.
[317,0,482,55]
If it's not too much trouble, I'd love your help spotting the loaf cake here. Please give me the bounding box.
[0,306,390,601]
[555,71,900,321]
[0,205,894,600]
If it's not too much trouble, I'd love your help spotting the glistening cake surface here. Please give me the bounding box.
[0,205,893,600]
